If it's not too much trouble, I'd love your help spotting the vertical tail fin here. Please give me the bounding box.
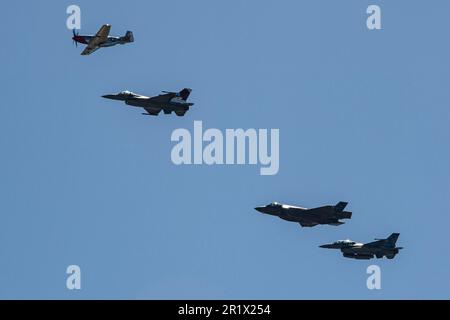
[386,233,400,246]
[334,201,348,212]
[124,31,134,42]
[179,88,192,101]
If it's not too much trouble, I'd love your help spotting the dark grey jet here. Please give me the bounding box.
[102,88,194,117]
[320,233,403,260]
[254,201,352,227]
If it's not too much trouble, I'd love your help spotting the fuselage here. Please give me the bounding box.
[342,246,400,255]
[320,238,402,259]
[255,203,308,222]
[72,35,127,47]
[125,97,192,112]
[255,202,350,226]
[102,91,194,113]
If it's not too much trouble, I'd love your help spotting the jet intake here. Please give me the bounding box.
[343,253,372,260]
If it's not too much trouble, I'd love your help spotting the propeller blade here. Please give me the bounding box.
[72,29,79,47]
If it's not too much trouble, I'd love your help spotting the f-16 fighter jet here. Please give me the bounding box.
[102,88,194,117]
[254,201,352,227]
[320,233,403,260]
[72,24,134,55]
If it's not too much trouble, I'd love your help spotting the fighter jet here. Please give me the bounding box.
[102,88,194,117]
[320,233,403,260]
[72,24,134,55]
[254,201,352,227]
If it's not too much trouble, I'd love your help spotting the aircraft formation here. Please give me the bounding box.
[72,24,193,117]
[72,24,402,261]
[254,201,402,260]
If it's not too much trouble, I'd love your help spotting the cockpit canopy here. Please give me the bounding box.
[268,202,281,207]
[335,239,355,245]
[120,90,134,95]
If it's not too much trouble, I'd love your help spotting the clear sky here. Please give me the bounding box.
[1,0,449,299]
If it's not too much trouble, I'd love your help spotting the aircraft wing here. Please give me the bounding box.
[143,107,161,116]
[93,24,111,43]
[81,46,100,56]
[298,221,318,227]
[81,25,111,55]
[149,93,177,104]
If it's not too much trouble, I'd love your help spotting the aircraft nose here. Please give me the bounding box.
[319,244,334,249]
[102,94,119,100]
[254,207,266,214]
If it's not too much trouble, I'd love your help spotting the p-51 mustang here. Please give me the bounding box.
[72,24,134,55]
[102,88,194,117]
[320,233,403,260]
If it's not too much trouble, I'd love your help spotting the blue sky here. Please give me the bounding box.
[1,0,450,299]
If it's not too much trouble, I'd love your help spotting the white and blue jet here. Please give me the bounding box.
[320,233,403,260]
[102,88,194,117]
[72,24,134,55]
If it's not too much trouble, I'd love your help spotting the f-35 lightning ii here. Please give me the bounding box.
[254,201,352,227]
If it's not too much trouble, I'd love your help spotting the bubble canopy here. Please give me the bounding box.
[120,90,133,95]
[269,202,281,207]
[335,240,355,244]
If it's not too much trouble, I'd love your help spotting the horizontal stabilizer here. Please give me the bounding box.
[338,211,352,219]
